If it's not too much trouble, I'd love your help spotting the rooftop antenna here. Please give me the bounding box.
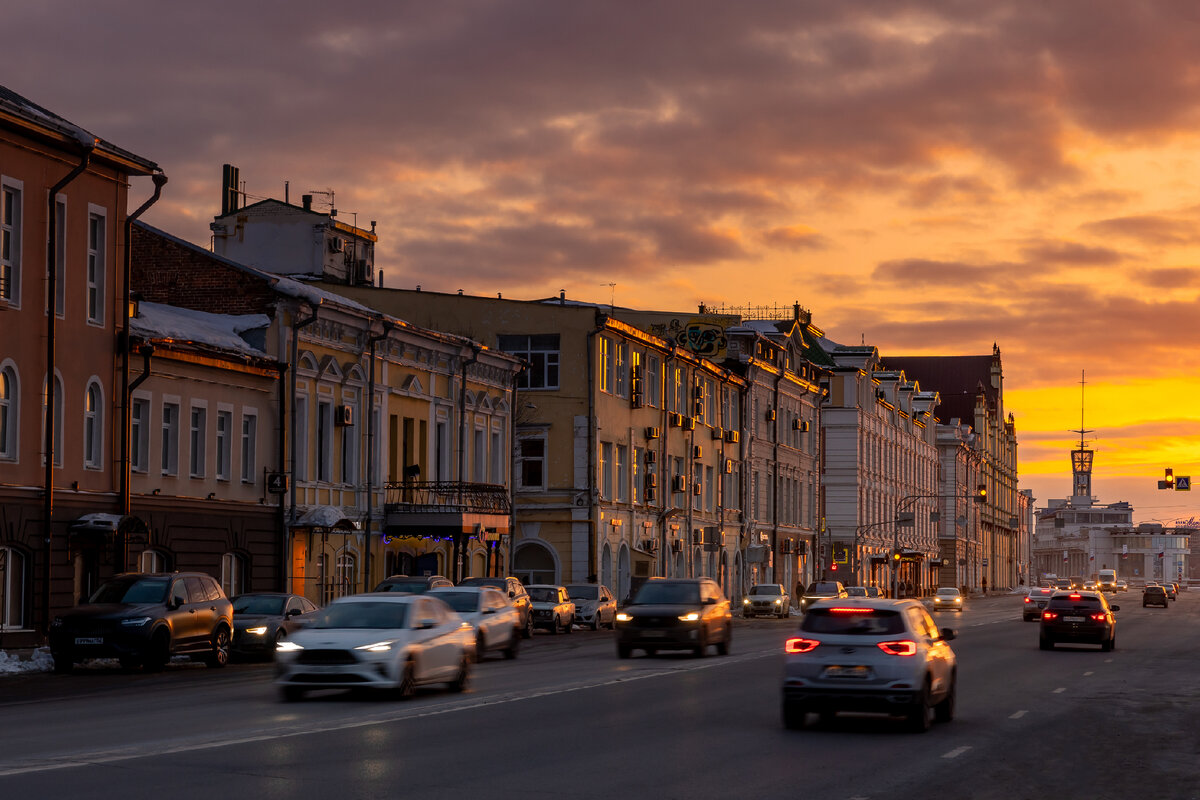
[603,282,616,313]
[1070,369,1095,498]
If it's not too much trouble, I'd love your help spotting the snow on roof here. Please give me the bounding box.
[297,505,355,528]
[131,302,270,358]
[275,275,376,314]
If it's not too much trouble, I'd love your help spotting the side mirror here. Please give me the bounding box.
[703,597,717,606]
[1110,605,1120,612]
[416,618,436,630]
[509,590,516,598]
[940,628,957,641]
[482,607,495,615]
[286,608,301,617]
[169,597,184,610]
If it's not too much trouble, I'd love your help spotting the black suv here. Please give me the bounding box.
[1039,590,1119,651]
[1143,585,1169,608]
[800,581,848,613]
[458,576,534,639]
[373,575,454,593]
[49,572,234,672]
[614,578,732,658]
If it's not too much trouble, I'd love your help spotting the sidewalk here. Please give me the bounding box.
[0,647,53,675]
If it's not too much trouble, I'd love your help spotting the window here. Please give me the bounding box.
[598,336,614,394]
[341,401,358,485]
[615,341,629,398]
[0,547,26,629]
[600,442,613,499]
[498,334,560,390]
[671,365,686,413]
[86,210,105,324]
[705,465,715,512]
[1,181,21,304]
[139,549,169,573]
[130,398,149,472]
[517,436,546,490]
[294,395,308,481]
[83,381,102,469]
[221,552,246,597]
[42,374,64,467]
[317,400,332,482]
[703,379,716,426]
[473,427,485,483]
[672,457,684,509]
[0,365,16,460]
[189,406,206,478]
[616,444,628,502]
[490,429,504,484]
[216,410,232,481]
[632,446,640,504]
[646,355,662,408]
[161,402,179,475]
[240,412,257,483]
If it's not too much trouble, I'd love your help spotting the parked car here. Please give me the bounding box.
[1164,583,1178,601]
[781,599,957,732]
[373,575,454,593]
[275,593,473,701]
[48,572,234,673]
[800,581,848,613]
[1023,587,1056,621]
[428,586,520,661]
[742,583,791,618]
[615,577,732,658]
[459,576,534,639]
[565,583,617,630]
[1040,591,1119,651]
[931,587,964,612]
[1143,585,1169,608]
[526,585,576,634]
[231,592,319,659]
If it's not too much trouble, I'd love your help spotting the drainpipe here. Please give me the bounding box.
[585,321,603,586]
[122,344,154,570]
[454,343,481,584]
[772,367,784,585]
[363,320,392,589]
[41,139,94,635]
[120,171,167,519]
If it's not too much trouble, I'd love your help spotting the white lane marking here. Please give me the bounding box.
[0,650,774,777]
[1083,671,1094,676]
[942,746,972,759]
[1105,659,1114,663]
[1009,710,1027,719]
[1053,687,1066,693]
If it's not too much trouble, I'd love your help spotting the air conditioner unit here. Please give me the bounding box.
[335,405,353,426]
[668,412,683,428]
[694,400,705,416]
[766,408,776,421]
[780,540,793,555]
[724,430,740,444]
[644,472,658,488]
[692,530,705,544]
[640,538,657,553]
[672,475,687,493]
[328,237,344,253]
[682,416,696,430]
[711,426,724,440]
[353,259,370,285]
[692,482,702,496]
[724,459,733,474]
[671,539,683,553]
[692,445,703,459]
[630,393,643,409]
[645,426,661,439]
[644,449,657,464]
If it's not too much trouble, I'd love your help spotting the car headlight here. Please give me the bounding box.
[774,599,782,605]
[743,598,750,605]
[616,612,632,622]
[678,612,700,622]
[121,617,153,627]
[355,641,395,652]
[245,626,269,635]
[954,598,961,603]
[276,640,304,652]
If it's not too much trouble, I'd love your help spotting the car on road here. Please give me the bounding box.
[1083,580,1098,591]
[1116,580,1128,592]
[428,586,520,661]
[459,576,534,639]
[615,577,732,659]
[781,599,957,733]
[1039,591,1119,651]
[743,583,791,618]
[565,583,617,630]
[1164,583,1178,601]
[231,592,319,659]
[526,585,576,634]
[275,593,473,701]
[800,581,848,613]
[49,572,234,673]
[373,575,454,593]
[845,586,868,598]
[865,587,884,598]
[1143,585,1169,608]
[1023,587,1056,621]
[931,587,964,612]
[1055,579,1072,590]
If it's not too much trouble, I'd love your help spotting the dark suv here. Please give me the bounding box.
[48,572,234,672]
[614,578,731,658]
[1143,585,1169,608]
[1039,590,1119,651]
[459,576,534,638]
[801,581,848,613]
[372,575,453,593]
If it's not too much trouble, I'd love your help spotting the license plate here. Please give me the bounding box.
[823,665,869,678]
[642,630,666,637]
[1064,615,1085,622]
[75,637,103,645]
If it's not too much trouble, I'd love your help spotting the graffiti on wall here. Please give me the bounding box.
[647,317,730,358]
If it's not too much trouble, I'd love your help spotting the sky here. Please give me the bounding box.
[9,1,1200,523]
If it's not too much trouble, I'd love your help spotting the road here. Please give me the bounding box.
[1,592,1197,800]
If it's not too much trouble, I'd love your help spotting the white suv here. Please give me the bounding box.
[781,598,957,732]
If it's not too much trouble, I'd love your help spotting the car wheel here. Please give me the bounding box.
[271,629,286,657]
[52,652,74,674]
[143,631,171,672]
[716,626,731,656]
[782,701,807,730]
[474,633,486,663]
[694,633,708,658]
[592,616,602,631]
[617,644,632,659]
[818,710,837,728]
[119,655,142,670]
[550,616,560,635]
[907,680,933,733]
[563,615,573,634]
[204,626,231,668]
[448,657,469,693]
[1039,635,1054,651]
[280,686,305,703]
[934,674,956,723]
[1101,634,1114,652]
[397,660,416,699]
[504,633,519,660]
[779,608,788,619]
[522,614,534,639]
[644,648,657,657]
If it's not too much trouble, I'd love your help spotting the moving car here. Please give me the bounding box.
[373,575,454,593]
[1039,591,1119,651]
[931,587,964,612]
[429,586,520,660]
[800,581,848,613]
[1023,587,1056,621]
[864,587,884,598]
[565,583,617,630]
[845,586,868,598]
[781,599,957,733]
[49,572,234,673]
[743,583,791,618]
[231,592,319,659]
[615,578,732,658]
[459,576,534,639]
[1143,585,1169,608]
[526,585,576,634]
[1164,583,1178,601]
[275,593,473,701]
[1116,580,1128,592]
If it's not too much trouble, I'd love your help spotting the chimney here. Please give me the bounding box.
[221,164,240,216]
[302,194,313,212]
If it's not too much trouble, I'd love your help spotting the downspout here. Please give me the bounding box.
[122,344,154,571]
[363,320,392,590]
[120,171,167,518]
[586,322,603,585]
[455,343,481,584]
[504,366,521,578]
[772,368,784,584]
[41,139,94,635]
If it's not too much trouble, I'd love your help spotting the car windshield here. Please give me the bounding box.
[1145,587,1165,594]
[800,608,905,635]
[566,586,600,600]
[528,587,561,603]
[750,585,783,596]
[1049,596,1103,609]
[89,577,169,604]
[633,582,701,605]
[430,591,480,613]
[232,595,286,615]
[312,601,409,629]
[936,589,959,596]
[807,583,841,594]
[845,587,867,596]
[375,579,432,593]
[460,578,504,589]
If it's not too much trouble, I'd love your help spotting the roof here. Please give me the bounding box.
[883,354,996,426]
[131,301,271,359]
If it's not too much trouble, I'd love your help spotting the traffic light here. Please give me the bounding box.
[1166,468,1174,487]
[973,484,987,503]
[892,549,902,563]
[830,563,838,572]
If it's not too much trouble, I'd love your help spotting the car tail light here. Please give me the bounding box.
[1042,611,1059,621]
[1023,597,1032,604]
[828,607,869,614]
[1068,593,1082,600]
[1090,613,1107,622]
[785,637,820,654]
[877,640,917,656]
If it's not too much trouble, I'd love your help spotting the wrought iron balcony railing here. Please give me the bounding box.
[383,481,511,515]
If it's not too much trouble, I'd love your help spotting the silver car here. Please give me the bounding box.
[781,599,957,732]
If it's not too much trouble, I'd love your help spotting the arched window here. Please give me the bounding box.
[139,549,170,573]
[84,380,102,469]
[1,547,27,629]
[221,552,247,597]
[513,541,557,586]
[0,364,17,461]
[335,551,358,599]
[42,373,64,467]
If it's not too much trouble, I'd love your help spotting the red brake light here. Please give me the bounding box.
[827,607,870,614]
[1023,597,1032,603]
[1090,613,1106,622]
[877,640,917,656]
[1042,611,1059,621]
[1068,593,1082,600]
[785,637,820,654]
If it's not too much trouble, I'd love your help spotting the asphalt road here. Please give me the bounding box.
[1,593,1197,800]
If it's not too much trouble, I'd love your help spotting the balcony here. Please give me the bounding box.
[383,481,510,538]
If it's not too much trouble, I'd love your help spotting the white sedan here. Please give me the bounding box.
[565,583,617,630]
[931,587,964,612]
[275,594,474,701]
[428,586,520,661]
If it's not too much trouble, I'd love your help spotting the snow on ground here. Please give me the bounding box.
[0,647,53,674]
